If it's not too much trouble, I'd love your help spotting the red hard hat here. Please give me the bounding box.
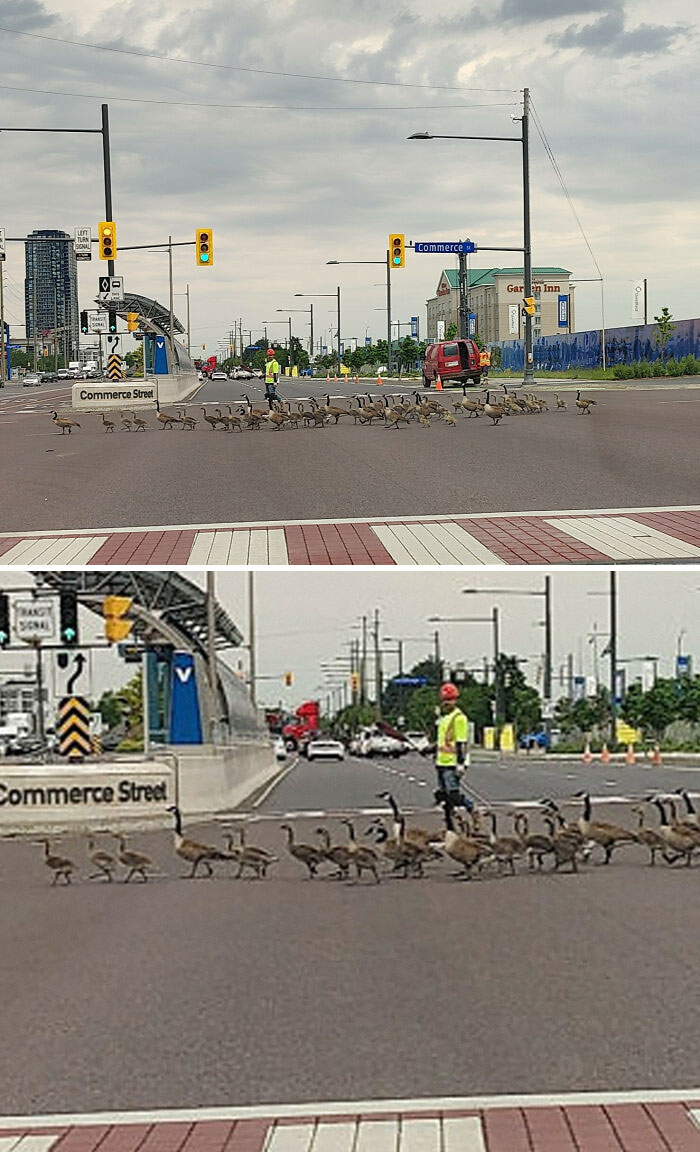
[440,683,459,701]
[267,347,275,356]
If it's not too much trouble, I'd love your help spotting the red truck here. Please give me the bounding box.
[283,700,320,753]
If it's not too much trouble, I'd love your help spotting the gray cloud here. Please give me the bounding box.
[444,0,620,33]
[549,10,689,54]
[0,0,55,30]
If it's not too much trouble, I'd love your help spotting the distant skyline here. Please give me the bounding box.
[0,570,698,708]
[0,0,697,354]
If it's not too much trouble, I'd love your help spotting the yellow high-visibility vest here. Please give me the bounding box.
[479,349,491,367]
[436,707,468,766]
[265,358,280,382]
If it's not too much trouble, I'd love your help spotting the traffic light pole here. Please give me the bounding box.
[386,250,392,377]
[101,104,115,280]
[522,87,534,386]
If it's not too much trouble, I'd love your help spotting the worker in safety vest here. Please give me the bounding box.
[479,347,491,379]
[264,347,282,406]
[429,683,473,812]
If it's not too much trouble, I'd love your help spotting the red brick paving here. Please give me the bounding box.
[630,511,700,549]
[0,537,21,559]
[459,515,612,564]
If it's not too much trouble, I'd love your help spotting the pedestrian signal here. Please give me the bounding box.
[196,228,213,266]
[0,593,9,648]
[389,234,405,268]
[98,221,117,261]
[103,596,133,643]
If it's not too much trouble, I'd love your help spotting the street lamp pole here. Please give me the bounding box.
[609,571,617,746]
[386,248,392,377]
[522,87,534,384]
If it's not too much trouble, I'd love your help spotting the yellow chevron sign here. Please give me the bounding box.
[57,695,91,759]
[107,354,124,381]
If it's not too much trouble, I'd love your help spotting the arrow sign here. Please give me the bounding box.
[67,653,87,694]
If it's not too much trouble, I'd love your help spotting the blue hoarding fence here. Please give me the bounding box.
[495,316,700,373]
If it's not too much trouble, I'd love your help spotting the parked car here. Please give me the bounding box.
[274,736,288,761]
[306,738,345,762]
[232,366,254,379]
[23,373,43,387]
[404,731,430,753]
[211,370,228,381]
[422,339,482,388]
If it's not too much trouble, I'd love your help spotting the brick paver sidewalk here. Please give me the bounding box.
[2,506,700,566]
[2,1094,700,1151]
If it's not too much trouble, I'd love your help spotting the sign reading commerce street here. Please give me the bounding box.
[72,382,158,411]
[13,599,57,643]
[0,765,174,830]
[414,240,476,254]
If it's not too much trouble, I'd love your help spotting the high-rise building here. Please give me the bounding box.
[25,229,79,359]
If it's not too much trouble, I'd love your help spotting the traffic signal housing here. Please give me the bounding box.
[127,312,139,332]
[108,310,117,333]
[523,296,536,316]
[196,228,213,266]
[103,596,133,644]
[0,593,9,648]
[283,672,294,687]
[80,310,89,335]
[98,221,117,261]
[59,591,79,647]
[389,233,405,269]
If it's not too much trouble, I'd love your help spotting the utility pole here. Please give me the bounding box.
[433,630,442,682]
[168,235,175,370]
[309,303,314,361]
[458,250,468,339]
[609,571,618,746]
[643,278,648,326]
[248,571,257,711]
[186,283,191,358]
[386,249,393,377]
[32,276,38,371]
[361,615,368,706]
[492,607,501,726]
[544,573,552,718]
[206,571,219,743]
[373,608,382,719]
[522,86,534,386]
[35,642,46,748]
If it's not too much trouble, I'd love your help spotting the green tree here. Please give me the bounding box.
[654,307,676,361]
[97,690,122,730]
[511,686,542,734]
[397,336,419,373]
[637,679,680,740]
[445,322,458,339]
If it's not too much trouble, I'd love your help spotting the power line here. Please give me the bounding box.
[0,25,519,94]
[0,82,518,112]
[530,98,603,279]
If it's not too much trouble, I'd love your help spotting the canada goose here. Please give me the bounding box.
[442,411,458,426]
[119,413,132,432]
[575,390,596,414]
[157,410,181,429]
[554,393,567,410]
[223,831,277,879]
[201,406,222,430]
[486,811,522,875]
[673,789,700,833]
[86,834,119,881]
[340,818,380,882]
[664,795,700,845]
[483,392,507,425]
[631,805,665,866]
[461,395,482,418]
[37,839,75,884]
[130,411,148,430]
[366,819,435,878]
[539,798,588,849]
[574,792,637,863]
[51,411,80,434]
[223,404,244,432]
[542,815,579,873]
[166,805,226,878]
[265,407,287,430]
[325,395,351,423]
[101,412,115,433]
[315,827,352,880]
[244,395,267,418]
[177,408,197,430]
[651,798,698,866]
[112,833,154,882]
[513,812,553,871]
[376,791,441,850]
[385,408,408,429]
[281,824,324,877]
[238,407,264,430]
[437,801,492,879]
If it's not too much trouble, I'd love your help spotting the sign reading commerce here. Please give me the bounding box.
[0,765,174,829]
[72,383,158,411]
[414,240,476,254]
[0,777,169,807]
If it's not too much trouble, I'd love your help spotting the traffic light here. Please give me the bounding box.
[0,593,9,648]
[196,228,213,266]
[59,591,79,647]
[389,233,405,268]
[127,312,139,332]
[98,221,117,261]
[523,296,536,316]
[351,673,360,693]
[283,672,294,687]
[108,310,117,333]
[103,596,133,643]
[80,310,89,335]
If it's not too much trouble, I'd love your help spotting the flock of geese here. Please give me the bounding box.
[22,790,700,886]
[49,389,598,434]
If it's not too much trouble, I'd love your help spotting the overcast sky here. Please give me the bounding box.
[0,0,697,353]
[1,570,699,708]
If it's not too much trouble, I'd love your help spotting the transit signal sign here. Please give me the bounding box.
[196,228,213,266]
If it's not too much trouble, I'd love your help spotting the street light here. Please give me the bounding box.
[295,289,341,377]
[278,305,313,357]
[408,87,535,385]
[427,613,501,722]
[327,255,393,376]
[587,573,618,744]
[274,312,294,366]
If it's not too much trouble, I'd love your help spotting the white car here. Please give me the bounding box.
[404,731,430,753]
[23,373,43,387]
[232,366,254,379]
[306,738,345,762]
[211,370,228,381]
[274,736,287,761]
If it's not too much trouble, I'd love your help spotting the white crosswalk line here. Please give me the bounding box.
[310,1122,356,1151]
[443,1117,486,1152]
[188,530,216,564]
[11,1139,61,1152]
[548,515,700,560]
[64,537,108,564]
[400,1117,440,1151]
[207,531,234,565]
[267,527,289,564]
[0,1139,21,1152]
[248,530,270,565]
[265,1125,314,1151]
[226,531,251,564]
[355,1120,397,1151]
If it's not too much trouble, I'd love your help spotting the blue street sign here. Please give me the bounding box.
[676,654,692,678]
[169,651,203,744]
[410,316,419,338]
[414,241,475,254]
[322,345,328,354]
[468,313,477,337]
[392,676,429,687]
[558,294,569,329]
[365,335,371,347]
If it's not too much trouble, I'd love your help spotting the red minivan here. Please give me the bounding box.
[422,339,482,387]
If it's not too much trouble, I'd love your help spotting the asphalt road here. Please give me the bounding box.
[1,798,699,1116]
[257,750,700,815]
[2,382,700,533]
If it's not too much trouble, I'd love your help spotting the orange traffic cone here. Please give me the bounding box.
[377,374,382,386]
[333,374,338,382]
[651,744,662,766]
[435,374,443,391]
[326,373,330,381]
[600,742,611,764]
[625,743,636,765]
[582,742,593,764]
